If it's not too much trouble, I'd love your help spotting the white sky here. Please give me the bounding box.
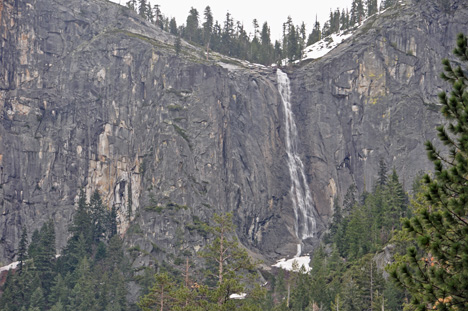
[111,0,382,41]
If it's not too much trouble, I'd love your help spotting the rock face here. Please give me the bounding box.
[0,0,467,264]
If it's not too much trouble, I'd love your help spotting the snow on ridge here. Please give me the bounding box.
[301,6,394,62]
[302,31,353,61]
[272,255,311,273]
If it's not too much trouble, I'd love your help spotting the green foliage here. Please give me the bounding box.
[390,33,468,310]
[377,158,388,186]
[272,164,409,311]
[175,36,182,56]
[18,227,28,273]
[138,213,265,310]
[331,172,408,260]
[185,216,209,238]
[0,191,130,311]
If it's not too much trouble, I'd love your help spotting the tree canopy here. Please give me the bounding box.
[390,33,468,311]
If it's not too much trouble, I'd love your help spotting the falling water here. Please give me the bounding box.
[277,69,317,256]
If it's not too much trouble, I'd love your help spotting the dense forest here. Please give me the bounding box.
[124,0,398,64]
[1,0,467,309]
[0,168,410,311]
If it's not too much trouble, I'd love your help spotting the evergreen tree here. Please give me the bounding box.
[29,287,45,311]
[222,12,235,56]
[307,17,321,46]
[0,270,23,311]
[68,257,98,311]
[351,0,365,25]
[377,158,388,186]
[49,274,70,307]
[137,0,147,19]
[138,272,176,311]
[70,189,92,246]
[108,204,118,239]
[202,6,213,59]
[343,183,358,212]
[274,40,283,65]
[287,24,300,62]
[153,4,163,29]
[185,7,199,42]
[18,226,28,273]
[175,36,182,56]
[383,169,407,233]
[253,19,259,39]
[340,9,349,30]
[49,300,64,311]
[169,18,178,35]
[32,219,56,300]
[200,213,264,308]
[89,190,106,243]
[260,22,274,65]
[390,33,468,310]
[367,0,378,16]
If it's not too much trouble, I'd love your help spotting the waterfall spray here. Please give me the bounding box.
[277,69,317,256]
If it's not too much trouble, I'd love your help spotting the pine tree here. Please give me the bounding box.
[29,287,45,311]
[222,12,234,56]
[138,273,175,311]
[137,0,147,19]
[185,7,199,43]
[32,219,56,299]
[199,213,264,308]
[260,22,273,65]
[175,36,182,56]
[153,4,163,29]
[367,0,378,16]
[169,18,177,35]
[89,190,106,243]
[70,189,92,246]
[68,257,98,311]
[307,17,321,46]
[49,274,70,307]
[18,226,28,273]
[202,6,213,59]
[390,33,468,310]
[287,24,300,62]
[383,169,407,232]
[377,158,388,186]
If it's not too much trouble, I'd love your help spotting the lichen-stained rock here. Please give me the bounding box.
[0,0,295,263]
[290,0,468,222]
[0,0,467,265]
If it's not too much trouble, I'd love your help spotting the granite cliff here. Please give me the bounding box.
[0,0,467,265]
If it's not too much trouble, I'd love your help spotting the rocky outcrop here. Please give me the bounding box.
[0,0,467,265]
[291,0,468,220]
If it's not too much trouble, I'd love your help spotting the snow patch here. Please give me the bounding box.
[229,293,247,299]
[302,32,353,61]
[0,261,19,273]
[272,256,311,273]
[0,254,60,273]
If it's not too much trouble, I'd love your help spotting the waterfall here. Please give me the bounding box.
[277,69,317,254]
